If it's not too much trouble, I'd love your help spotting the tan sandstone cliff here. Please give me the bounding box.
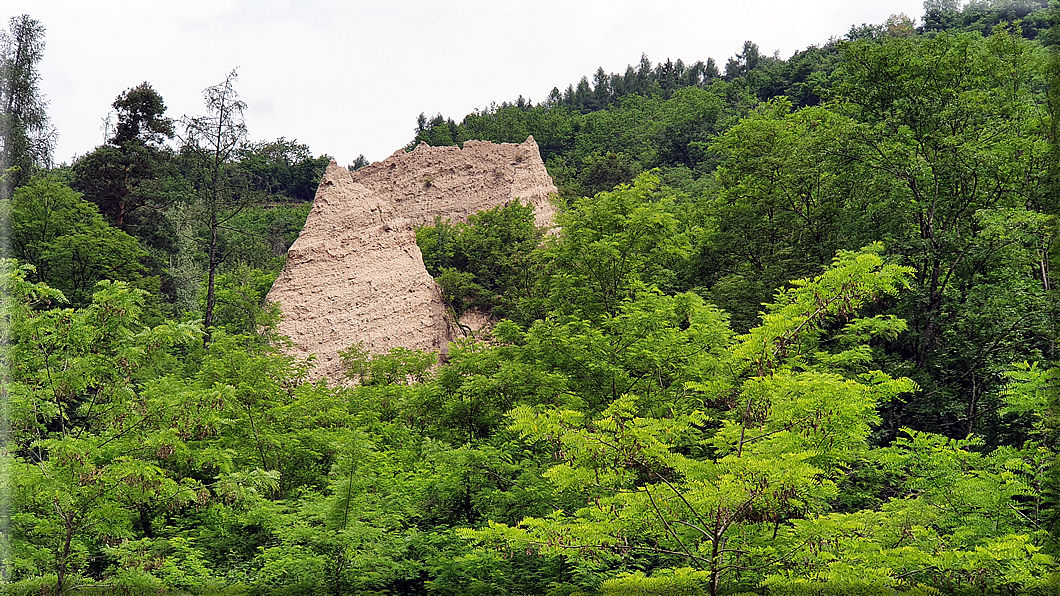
[266,137,557,380]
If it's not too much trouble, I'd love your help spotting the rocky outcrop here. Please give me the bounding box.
[266,137,557,380]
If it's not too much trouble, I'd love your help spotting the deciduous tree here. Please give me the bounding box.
[180,69,252,347]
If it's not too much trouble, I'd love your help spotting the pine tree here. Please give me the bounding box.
[0,14,54,197]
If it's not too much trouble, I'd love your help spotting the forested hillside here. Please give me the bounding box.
[1,1,1060,594]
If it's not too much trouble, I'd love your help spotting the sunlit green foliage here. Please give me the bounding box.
[4,175,149,307]
[5,4,1060,594]
[417,199,541,317]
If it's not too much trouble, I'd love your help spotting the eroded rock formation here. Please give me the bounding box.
[266,137,557,380]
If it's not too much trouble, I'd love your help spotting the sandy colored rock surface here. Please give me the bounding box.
[266,137,557,380]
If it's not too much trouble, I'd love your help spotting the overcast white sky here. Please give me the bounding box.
[9,0,926,166]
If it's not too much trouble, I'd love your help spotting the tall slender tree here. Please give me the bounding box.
[180,69,250,347]
[1046,0,1060,216]
[0,14,54,198]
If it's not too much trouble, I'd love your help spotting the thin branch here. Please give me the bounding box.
[644,484,701,569]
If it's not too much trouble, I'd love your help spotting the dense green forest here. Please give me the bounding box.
[2,1,1060,593]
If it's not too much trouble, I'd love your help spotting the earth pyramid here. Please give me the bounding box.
[266,137,558,380]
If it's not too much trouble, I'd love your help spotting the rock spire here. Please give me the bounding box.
[266,137,557,380]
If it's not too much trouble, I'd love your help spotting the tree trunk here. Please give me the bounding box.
[203,216,218,349]
[55,512,75,596]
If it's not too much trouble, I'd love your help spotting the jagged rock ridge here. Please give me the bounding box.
[266,137,557,380]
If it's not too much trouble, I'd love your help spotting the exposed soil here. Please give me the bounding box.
[266,137,557,380]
